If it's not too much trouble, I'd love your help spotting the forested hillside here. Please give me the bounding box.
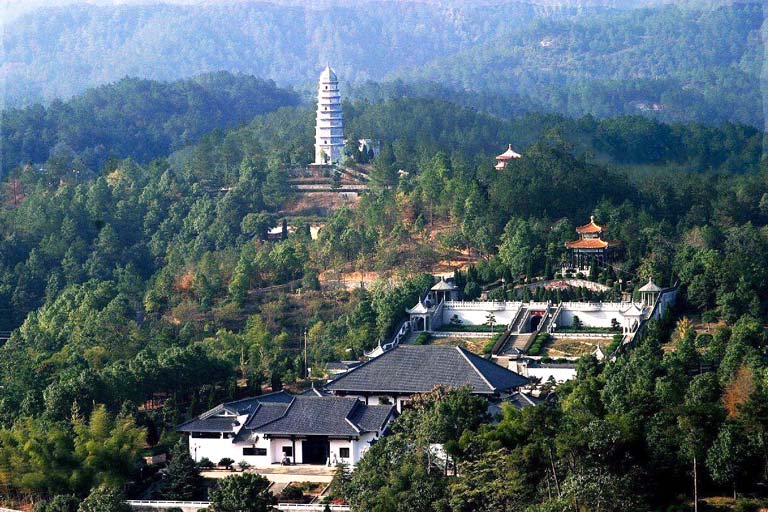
[0,1,544,105]
[0,72,299,177]
[2,1,764,127]
[2,84,768,508]
[408,2,765,127]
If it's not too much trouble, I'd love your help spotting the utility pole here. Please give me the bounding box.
[304,329,308,379]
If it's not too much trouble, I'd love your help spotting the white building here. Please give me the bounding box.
[177,391,393,468]
[313,65,344,165]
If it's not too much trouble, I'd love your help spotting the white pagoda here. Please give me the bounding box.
[313,65,344,165]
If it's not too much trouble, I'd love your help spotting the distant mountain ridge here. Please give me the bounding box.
[403,2,765,127]
[0,71,300,175]
[0,1,549,105]
[1,0,764,127]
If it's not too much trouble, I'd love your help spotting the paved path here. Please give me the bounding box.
[201,466,334,484]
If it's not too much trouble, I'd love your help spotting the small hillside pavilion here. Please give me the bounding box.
[407,301,432,332]
[495,144,522,170]
[638,278,663,306]
[565,216,620,271]
[313,65,344,165]
[430,277,459,303]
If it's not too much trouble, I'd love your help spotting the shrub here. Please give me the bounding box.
[484,332,503,354]
[327,463,351,503]
[239,460,251,471]
[733,500,761,512]
[33,495,79,512]
[528,333,550,356]
[412,332,431,345]
[281,485,304,501]
[463,281,481,300]
[219,457,235,470]
[198,457,214,469]
[695,333,713,348]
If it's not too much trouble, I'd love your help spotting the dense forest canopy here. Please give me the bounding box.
[1,1,544,104]
[0,72,300,178]
[2,67,768,508]
[2,1,765,128]
[407,2,765,127]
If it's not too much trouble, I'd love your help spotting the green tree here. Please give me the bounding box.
[73,405,146,490]
[327,463,352,502]
[448,449,528,512]
[164,440,203,500]
[209,473,276,512]
[77,487,131,512]
[33,495,79,512]
[706,422,752,499]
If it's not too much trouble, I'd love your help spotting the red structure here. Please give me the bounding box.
[565,216,620,271]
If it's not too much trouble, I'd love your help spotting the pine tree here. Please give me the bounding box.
[164,440,203,500]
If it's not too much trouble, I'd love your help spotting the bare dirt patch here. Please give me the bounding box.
[282,191,359,216]
[431,336,491,354]
[543,337,606,358]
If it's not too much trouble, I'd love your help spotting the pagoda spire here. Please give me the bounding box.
[312,65,343,166]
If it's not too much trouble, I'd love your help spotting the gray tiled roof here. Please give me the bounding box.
[258,396,362,437]
[327,361,363,372]
[177,390,293,433]
[324,345,528,395]
[349,403,394,432]
[505,392,542,409]
[300,387,327,396]
[177,416,241,433]
[178,394,394,439]
[244,402,291,429]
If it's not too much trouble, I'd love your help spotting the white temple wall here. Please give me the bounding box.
[557,309,623,328]
[442,306,519,325]
[189,433,274,467]
[346,394,408,413]
[189,436,240,464]
[526,366,577,383]
[270,437,299,464]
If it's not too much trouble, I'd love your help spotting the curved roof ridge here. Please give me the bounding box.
[575,215,604,234]
[455,346,495,392]
[638,278,663,292]
[253,395,296,430]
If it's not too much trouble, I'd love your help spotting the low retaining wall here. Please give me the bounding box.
[126,500,210,511]
[277,505,351,511]
[431,331,496,338]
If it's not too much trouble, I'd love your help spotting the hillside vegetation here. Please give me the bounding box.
[2,1,764,128]
[407,3,765,127]
[2,76,768,508]
[0,72,299,176]
[1,1,543,105]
